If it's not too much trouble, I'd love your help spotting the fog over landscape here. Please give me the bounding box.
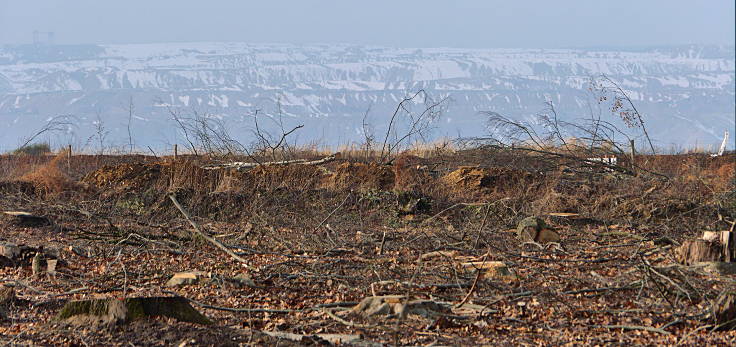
[0,1,733,151]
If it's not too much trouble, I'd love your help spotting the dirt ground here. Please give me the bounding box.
[0,150,734,346]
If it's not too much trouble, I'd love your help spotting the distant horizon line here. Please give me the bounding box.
[1,40,734,50]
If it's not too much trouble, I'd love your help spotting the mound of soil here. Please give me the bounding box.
[83,162,167,190]
[325,162,395,191]
[246,164,325,191]
[442,166,537,194]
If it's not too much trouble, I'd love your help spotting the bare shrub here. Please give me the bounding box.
[377,90,449,163]
[166,104,248,158]
[11,143,52,156]
[17,115,76,151]
[20,149,76,196]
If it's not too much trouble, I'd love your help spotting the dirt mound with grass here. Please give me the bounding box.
[18,151,82,196]
[325,162,395,191]
[246,164,326,191]
[442,166,538,194]
[82,161,226,193]
[83,162,167,190]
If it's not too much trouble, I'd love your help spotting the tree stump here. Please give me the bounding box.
[516,216,560,243]
[676,231,735,266]
[1,211,51,227]
[55,297,212,325]
[676,240,723,265]
[713,291,736,330]
[0,286,15,321]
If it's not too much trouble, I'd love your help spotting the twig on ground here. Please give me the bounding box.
[168,193,254,270]
[312,192,351,233]
[593,324,671,335]
[456,254,486,308]
[323,308,377,329]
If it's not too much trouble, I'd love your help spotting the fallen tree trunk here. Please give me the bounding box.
[202,154,337,170]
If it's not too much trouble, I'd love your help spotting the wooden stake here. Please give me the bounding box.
[67,144,72,171]
[629,140,636,174]
[174,144,178,159]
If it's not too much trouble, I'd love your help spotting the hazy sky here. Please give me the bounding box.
[0,1,733,47]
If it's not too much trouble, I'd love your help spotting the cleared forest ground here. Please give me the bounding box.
[0,149,734,346]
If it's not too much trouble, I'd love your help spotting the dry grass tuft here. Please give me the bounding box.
[19,150,76,196]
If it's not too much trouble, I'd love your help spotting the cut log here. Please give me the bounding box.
[55,297,212,325]
[420,250,459,261]
[547,212,580,217]
[165,271,211,287]
[0,244,59,269]
[701,230,736,262]
[202,154,337,170]
[461,261,517,282]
